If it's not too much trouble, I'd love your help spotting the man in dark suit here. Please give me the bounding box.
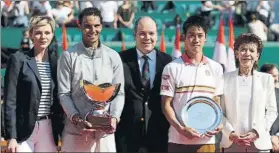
[115,16,173,152]
[260,64,279,152]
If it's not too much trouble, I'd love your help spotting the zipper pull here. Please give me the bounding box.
[95,73,98,80]
[92,47,96,59]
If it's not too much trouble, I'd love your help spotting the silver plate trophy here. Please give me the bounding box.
[181,96,222,134]
[80,80,121,131]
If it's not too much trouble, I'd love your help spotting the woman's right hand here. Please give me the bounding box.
[7,138,18,153]
[229,132,251,146]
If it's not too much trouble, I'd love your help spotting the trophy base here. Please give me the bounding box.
[86,115,112,131]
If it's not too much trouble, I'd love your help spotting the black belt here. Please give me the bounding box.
[37,115,51,121]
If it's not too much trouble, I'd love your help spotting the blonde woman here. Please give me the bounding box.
[3,15,64,152]
[221,33,277,152]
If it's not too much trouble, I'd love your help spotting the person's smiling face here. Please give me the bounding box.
[235,43,259,69]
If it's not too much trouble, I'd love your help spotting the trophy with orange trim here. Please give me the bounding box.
[80,80,121,131]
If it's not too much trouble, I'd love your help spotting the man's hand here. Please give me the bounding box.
[7,138,18,153]
[105,117,118,134]
[177,126,201,139]
[272,136,279,152]
[72,114,95,132]
[82,121,97,133]
[203,124,223,138]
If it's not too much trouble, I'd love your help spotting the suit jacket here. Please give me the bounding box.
[270,88,279,135]
[220,70,278,150]
[3,49,64,145]
[116,47,172,152]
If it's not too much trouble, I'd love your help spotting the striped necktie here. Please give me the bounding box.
[141,55,150,89]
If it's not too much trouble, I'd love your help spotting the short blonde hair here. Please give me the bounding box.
[29,15,55,34]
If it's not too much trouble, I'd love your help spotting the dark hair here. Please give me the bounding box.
[78,7,103,25]
[234,33,263,69]
[260,64,278,73]
[182,15,208,35]
[174,14,182,25]
[247,11,258,22]
[134,16,157,33]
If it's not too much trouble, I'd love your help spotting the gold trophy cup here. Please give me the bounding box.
[80,80,121,131]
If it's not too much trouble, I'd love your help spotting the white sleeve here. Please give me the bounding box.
[215,64,224,96]
[57,51,79,121]
[160,64,176,97]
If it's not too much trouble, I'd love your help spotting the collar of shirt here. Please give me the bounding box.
[136,48,156,61]
[181,52,208,65]
[81,41,102,58]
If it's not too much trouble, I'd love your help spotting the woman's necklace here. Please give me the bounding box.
[238,69,251,83]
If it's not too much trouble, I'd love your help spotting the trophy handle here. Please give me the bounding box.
[106,84,121,102]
